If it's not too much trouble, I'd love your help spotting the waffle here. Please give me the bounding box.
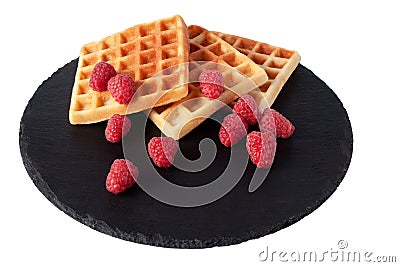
[212,31,300,110]
[69,15,190,124]
[148,25,268,139]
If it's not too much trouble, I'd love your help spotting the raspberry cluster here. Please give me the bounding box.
[90,66,295,195]
[219,94,295,169]
[89,62,136,104]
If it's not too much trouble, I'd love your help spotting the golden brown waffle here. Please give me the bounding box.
[69,15,189,124]
[148,25,268,139]
[212,31,300,110]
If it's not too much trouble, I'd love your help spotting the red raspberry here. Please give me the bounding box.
[246,131,276,169]
[260,109,295,138]
[105,114,131,143]
[148,137,178,168]
[233,94,260,125]
[219,113,248,147]
[108,74,136,104]
[258,108,276,134]
[199,70,224,99]
[89,62,117,91]
[106,159,138,194]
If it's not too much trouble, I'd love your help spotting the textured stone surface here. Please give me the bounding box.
[19,59,353,248]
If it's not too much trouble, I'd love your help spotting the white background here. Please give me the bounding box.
[2,0,399,266]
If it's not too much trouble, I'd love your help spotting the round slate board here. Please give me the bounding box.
[19,59,353,248]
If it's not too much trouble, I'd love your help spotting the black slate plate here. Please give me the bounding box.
[19,59,353,248]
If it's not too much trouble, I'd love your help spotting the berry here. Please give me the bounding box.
[89,62,117,91]
[246,131,276,169]
[260,109,295,138]
[148,137,178,168]
[106,159,138,194]
[199,70,224,99]
[219,113,248,147]
[105,114,131,143]
[258,108,276,134]
[108,74,136,104]
[233,94,260,125]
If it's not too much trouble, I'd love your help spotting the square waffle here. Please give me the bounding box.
[211,32,301,110]
[69,15,189,124]
[148,25,268,139]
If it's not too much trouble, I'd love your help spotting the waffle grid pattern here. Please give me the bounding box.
[212,32,301,110]
[148,25,268,139]
[69,15,189,124]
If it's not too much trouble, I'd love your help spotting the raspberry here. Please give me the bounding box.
[219,113,248,147]
[258,108,276,134]
[89,62,117,91]
[233,94,260,125]
[105,114,131,143]
[148,137,178,168]
[246,131,276,169]
[106,159,138,194]
[260,109,295,138]
[108,74,136,104]
[199,70,224,99]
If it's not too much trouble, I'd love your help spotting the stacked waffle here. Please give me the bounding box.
[69,15,300,139]
[69,15,189,124]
